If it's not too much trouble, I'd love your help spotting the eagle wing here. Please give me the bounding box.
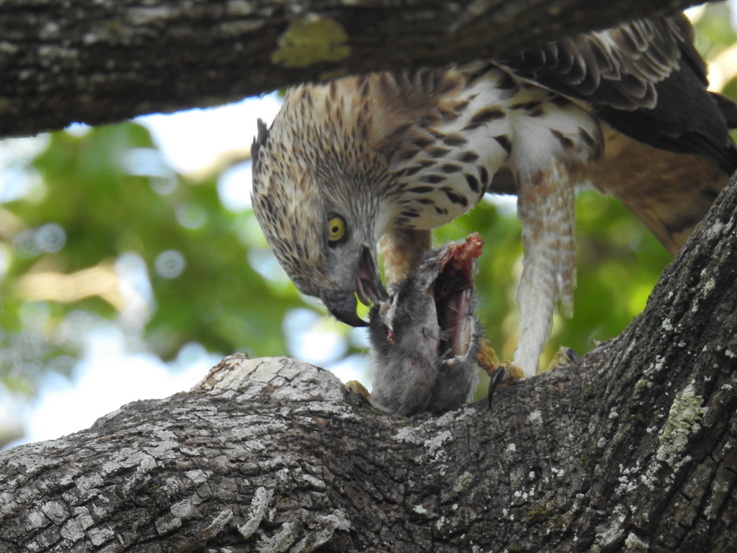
[500,14,737,173]
[495,15,737,371]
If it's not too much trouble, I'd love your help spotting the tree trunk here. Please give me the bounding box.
[1,175,735,552]
[1,0,704,139]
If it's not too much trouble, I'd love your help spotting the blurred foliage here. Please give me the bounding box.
[1,123,306,397]
[0,3,735,403]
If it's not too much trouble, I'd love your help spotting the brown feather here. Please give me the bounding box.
[586,125,727,254]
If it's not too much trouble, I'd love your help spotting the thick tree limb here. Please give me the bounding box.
[0,0,705,139]
[1,175,736,552]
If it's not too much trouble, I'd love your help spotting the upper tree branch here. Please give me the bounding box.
[1,0,704,139]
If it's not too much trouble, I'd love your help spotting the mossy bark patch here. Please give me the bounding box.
[272,15,350,68]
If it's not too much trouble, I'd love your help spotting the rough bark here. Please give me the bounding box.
[1,0,705,139]
[1,177,736,552]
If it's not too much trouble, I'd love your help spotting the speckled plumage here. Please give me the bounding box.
[251,14,737,376]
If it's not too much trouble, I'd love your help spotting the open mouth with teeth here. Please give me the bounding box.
[432,233,484,359]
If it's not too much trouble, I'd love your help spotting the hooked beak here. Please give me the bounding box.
[323,247,387,327]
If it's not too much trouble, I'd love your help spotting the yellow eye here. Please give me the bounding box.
[328,216,346,242]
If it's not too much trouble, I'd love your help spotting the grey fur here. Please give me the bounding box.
[368,242,480,415]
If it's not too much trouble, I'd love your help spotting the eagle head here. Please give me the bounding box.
[250,110,389,327]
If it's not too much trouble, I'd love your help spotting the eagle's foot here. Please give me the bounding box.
[476,338,524,408]
[477,338,524,379]
[476,338,502,374]
[545,346,580,372]
[344,380,371,400]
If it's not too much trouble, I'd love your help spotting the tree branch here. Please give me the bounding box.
[1,0,704,139]
[1,175,736,551]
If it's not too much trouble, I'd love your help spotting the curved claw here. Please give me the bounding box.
[487,366,507,410]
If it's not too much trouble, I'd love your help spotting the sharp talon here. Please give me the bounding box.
[487,366,507,410]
